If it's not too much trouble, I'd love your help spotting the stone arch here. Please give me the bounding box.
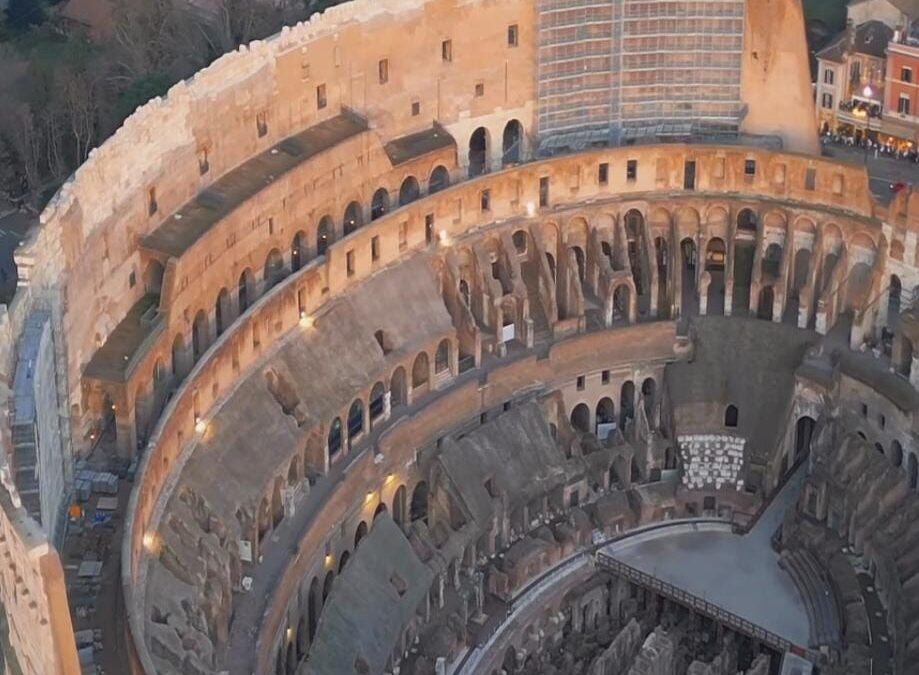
[369,381,385,426]
[411,481,429,524]
[909,453,918,490]
[399,176,421,206]
[762,243,783,278]
[845,261,872,310]
[737,208,758,232]
[338,551,350,573]
[681,237,697,312]
[393,485,407,528]
[502,119,524,165]
[343,201,363,236]
[619,381,635,431]
[435,339,451,374]
[354,521,368,547]
[892,440,904,468]
[238,268,255,313]
[192,310,209,361]
[322,571,334,602]
[612,283,631,323]
[595,398,615,436]
[512,229,528,255]
[171,333,185,377]
[316,216,333,256]
[705,238,726,314]
[794,416,815,462]
[143,260,164,296]
[373,501,388,521]
[412,352,429,388]
[641,377,656,418]
[429,165,450,194]
[889,274,902,328]
[891,239,905,261]
[469,127,489,177]
[347,399,364,441]
[215,288,231,337]
[570,403,590,434]
[390,366,407,408]
[371,188,390,221]
[291,230,308,271]
[328,417,343,458]
[725,404,739,428]
[308,577,320,640]
[264,248,285,288]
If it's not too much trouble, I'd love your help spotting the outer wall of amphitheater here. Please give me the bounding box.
[5,0,919,674]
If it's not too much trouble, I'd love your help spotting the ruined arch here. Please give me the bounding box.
[469,127,489,177]
[725,404,739,428]
[371,188,390,221]
[238,268,255,313]
[502,119,523,165]
[343,201,363,236]
[429,165,450,194]
[435,339,451,373]
[411,481,429,524]
[412,352,430,388]
[264,248,285,288]
[390,366,407,409]
[328,417,343,458]
[316,216,333,256]
[192,310,209,361]
[347,399,364,440]
[291,230,308,271]
[571,403,590,434]
[399,176,421,206]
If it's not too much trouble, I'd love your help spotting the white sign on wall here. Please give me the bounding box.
[239,540,253,563]
[502,323,516,343]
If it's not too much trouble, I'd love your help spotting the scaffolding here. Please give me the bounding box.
[537,0,747,152]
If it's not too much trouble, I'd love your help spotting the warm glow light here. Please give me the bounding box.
[299,313,315,329]
[194,417,208,434]
[324,553,334,568]
[142,531,158,552]
[863,85,873,98]
[286,627,294,642]
[365,490,375,503]
[438,230,451,247]
[385,473,395,484]
[526,201,536,217]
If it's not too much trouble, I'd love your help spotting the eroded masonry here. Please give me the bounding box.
[0,0,917,674]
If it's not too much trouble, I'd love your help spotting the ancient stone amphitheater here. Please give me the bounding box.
[3,0,919,674]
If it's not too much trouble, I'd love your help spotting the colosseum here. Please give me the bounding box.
[2,0,919,673]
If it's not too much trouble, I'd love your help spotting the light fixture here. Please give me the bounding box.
[365,490,375,503]
[438,230,451,247]
[194,417,208,434]
[142,531,158,553]
[863,84,874,98]
[299,312,315,329]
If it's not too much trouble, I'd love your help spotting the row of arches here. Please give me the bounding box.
[568,378,656,438]
[277,480,431,674]
[468,119,524,177]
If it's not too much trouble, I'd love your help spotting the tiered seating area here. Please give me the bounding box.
[779,548,842,648]
[678,435,745,491]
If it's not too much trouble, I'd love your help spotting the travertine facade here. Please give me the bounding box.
[4,0,919,673]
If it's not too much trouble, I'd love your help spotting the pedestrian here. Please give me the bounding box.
[875,147,879,159]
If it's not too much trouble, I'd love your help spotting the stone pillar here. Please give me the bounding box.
[383,391,392,421]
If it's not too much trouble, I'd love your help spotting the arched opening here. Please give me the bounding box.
[390,367,407,409]
[664,447,676,470]
[680,237,697,315]
[435,339,451,374]
[909,453,918,490]
[143,260,165,296]
[512,230,527,255]
[316,216,333,257]
[724,404,739,428]
[369,382,385,425]
[171,334,184,377]
[761,243,782,279]
[624,210,648,310]
[787,248,811,323]
[737,209,758,233]
[399,176,421,206]
[343,201,363,236]
[291,231,307,271]
[876,442,885,456]
[328,417,343,458]
[338,551,350,572]
[757,286,775,320]
[264,248,285,288]
[845,262,872,311]
[411,482,429,524]
[641,378,655,419]
[892,440,904,468]
[459,279,471,307]
[392,485,407,528]
[238,269,255,314]
[570,403,590,434]
[271,479,283,528]
[322,571,334,603]
[705,238,726,315]
[412,352,429,388]
[192,311,209,361]
[468,127,489,178]
[347,399,364,441]
[308,577,320,640]
[572,246,586,282]
[630,456,641,483]
[429,165,450,194]
[794,416,815,462]
[546,252,557,282]
[889,274,902,330]
[655,237,669,315]
[373,502,388,521]
[899,336,913,377]
[371,188,390,221]
[502,119,523,165]
[613,284,631,323]
[595,398,615,437]
[619,381,635,432]
[354,521,368,547]
[215,288,231,337]
[296,612,308,661]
